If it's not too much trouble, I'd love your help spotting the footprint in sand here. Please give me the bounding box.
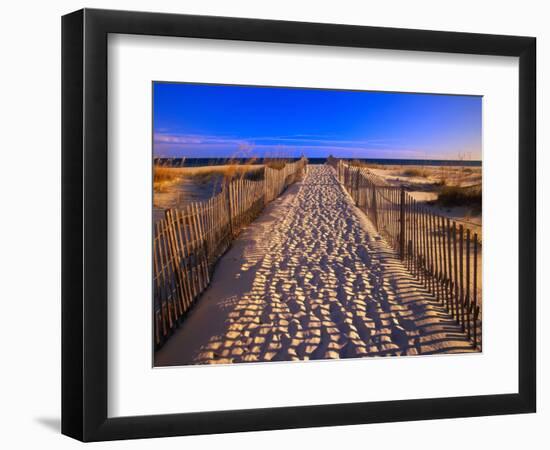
[157,165,478,366]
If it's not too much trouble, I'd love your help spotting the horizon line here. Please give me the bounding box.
[153,155,482,162]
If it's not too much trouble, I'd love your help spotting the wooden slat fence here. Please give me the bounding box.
[337,161,482,350]
[264,161,307,202]
[153,158,307,349]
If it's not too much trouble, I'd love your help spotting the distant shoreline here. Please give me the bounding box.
[154,157,482,167]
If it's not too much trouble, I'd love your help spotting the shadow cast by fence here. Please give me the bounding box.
[155,166,477,367]
[338,161,482,350]
[153,159,307,350]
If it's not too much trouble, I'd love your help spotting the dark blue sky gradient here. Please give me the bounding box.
[153,82,482,160]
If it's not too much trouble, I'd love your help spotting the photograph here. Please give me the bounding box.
[152,82,482,367]
[0,1,541,446]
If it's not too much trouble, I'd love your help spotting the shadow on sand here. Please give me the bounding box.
[155,166,477,367]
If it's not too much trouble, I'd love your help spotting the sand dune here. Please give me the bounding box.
[155,165,475,367]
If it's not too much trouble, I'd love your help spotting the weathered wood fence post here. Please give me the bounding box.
[225,182,233,237]
[399,186,406,259]
[372,183,378,231]
[355,167,360,206]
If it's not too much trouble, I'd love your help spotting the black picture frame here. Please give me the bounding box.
[62,8,536,442]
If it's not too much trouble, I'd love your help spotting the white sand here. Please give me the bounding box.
[155,165,476,366]
[369,165,482,188]
[368,165,482,235]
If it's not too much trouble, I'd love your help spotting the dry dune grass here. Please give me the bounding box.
[349,160,481,188]
[400,167,429,178]
[433,165,481,187]
[347,161,482,223]
[183,164,263,182]
[153,166,182,193]
[348,159,385,170]
[368,164,481,189]
[437,184,482,212]
[153,163,264,193]
[153,157,296,210]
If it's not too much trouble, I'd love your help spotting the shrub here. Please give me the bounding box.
[437,185,482,212]
[400,167,428,177]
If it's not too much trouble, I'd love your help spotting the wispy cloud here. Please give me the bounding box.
[154,133,243,146]
[154,132,407,151]
[153,132,437,159]
[153,130,479,160]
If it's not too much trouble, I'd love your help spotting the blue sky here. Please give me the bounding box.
[153,82,482,160]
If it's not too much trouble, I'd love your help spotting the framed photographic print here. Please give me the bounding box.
[62,8,536,441]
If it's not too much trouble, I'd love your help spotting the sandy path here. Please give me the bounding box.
[155,165,475,366]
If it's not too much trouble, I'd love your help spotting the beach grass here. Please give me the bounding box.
[153,166,182,192]
[153,162,265,194]
[436,184,482,212]
[400,167,429,178]
[346,159,386,170]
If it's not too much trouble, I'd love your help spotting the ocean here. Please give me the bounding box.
[154,157,482,167]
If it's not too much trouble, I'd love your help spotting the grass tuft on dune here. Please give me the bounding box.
[153,163,266,194]
[400,167,429,178]
[154,166,181,192]
[437,184,482,212]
